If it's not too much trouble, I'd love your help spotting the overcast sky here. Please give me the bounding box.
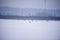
[0,0,60,9]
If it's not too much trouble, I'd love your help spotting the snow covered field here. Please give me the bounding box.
[0,19,60,40]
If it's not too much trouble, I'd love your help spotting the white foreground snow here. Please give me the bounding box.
[0,19,60,40]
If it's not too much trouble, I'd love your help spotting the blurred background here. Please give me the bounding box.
[0,0,60,40]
